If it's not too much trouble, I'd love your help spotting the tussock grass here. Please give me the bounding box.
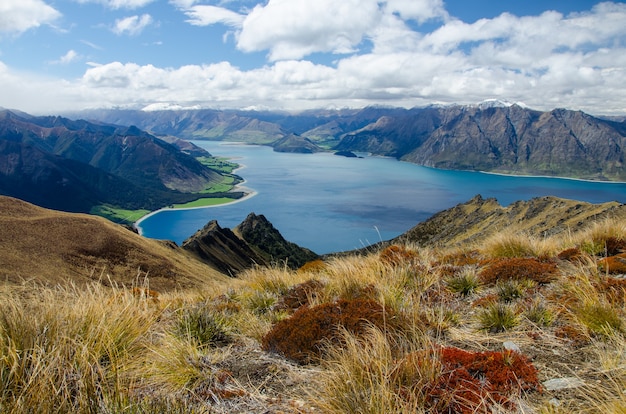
[2,218,626,412]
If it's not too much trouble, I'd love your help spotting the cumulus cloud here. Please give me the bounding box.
[112,14,153,36]
[237,0,381,60]
[0,0,61,34]
[74,0,154,9]
[1,2,626,115]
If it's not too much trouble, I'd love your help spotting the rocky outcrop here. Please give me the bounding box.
[182,213,319,275]
[235,213,319,268]
[182,220,268,276]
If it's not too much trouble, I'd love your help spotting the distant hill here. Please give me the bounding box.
[72,104,626,181]
[0,110,237,214]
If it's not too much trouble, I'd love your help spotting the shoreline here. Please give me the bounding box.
[477,170,626,184]
[133,184,257,235]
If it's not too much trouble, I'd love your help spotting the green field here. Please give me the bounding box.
[197,156,239,174]
[91,205,151,225]
[171,197,237,208]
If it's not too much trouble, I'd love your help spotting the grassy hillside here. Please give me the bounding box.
[0,196,228,290]
[1,209,625,412]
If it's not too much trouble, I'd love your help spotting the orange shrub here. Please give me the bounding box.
[396,346,542,414]
[598,277,626,305]
[603,237,626,257]
[479,257,558,285]
[597,253,626,274]
[297,259,327,273]
[262,298,401,364]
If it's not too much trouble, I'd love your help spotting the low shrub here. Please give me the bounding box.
[557,247,584,262]
[272,279,325,312]
[298,259,327,273]
[262,298,402,364]
[380,245,420,266]
[597,254,626,274]
[396,346,542,413]
[598,277,626,305]
[479,257,559,285]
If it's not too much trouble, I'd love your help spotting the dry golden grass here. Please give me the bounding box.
[1,211,625,412]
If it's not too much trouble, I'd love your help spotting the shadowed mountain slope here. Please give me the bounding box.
[0,110,230,213]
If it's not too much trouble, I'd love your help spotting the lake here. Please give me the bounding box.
[137,142,626,254]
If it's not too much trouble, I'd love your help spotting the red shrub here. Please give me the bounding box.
[479,257,558,285]
[557,247,584,262]
[380,245,420,266]
[598,277,626,305]
[603,237,626,257]
[272,279,325,312]
[397,346,542,413]
[262,298,401,364]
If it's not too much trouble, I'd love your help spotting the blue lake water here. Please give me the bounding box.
[137,142,626,254]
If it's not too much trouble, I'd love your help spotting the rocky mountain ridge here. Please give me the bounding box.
[70,104,626,181]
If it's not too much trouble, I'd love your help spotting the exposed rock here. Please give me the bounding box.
[182,220,268,276]
[543,377,585,391]
[235,213,319,269]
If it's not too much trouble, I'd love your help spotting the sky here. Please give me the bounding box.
[0,0,625,115]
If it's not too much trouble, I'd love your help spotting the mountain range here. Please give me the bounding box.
[72,103,626,181]
[0,110,241,214]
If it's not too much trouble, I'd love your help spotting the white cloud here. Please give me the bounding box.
[51,50,80,65]
[0,0,61,34]
[112,14,153,36]
[237,0,382,60]
[2,2,626,116]
[385,0,448,23]
[183,5,244,27]
[74,0,154,9]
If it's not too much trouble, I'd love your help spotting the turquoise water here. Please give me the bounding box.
[137,142,626,254]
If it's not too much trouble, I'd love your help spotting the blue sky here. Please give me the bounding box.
[0,0,625,115]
